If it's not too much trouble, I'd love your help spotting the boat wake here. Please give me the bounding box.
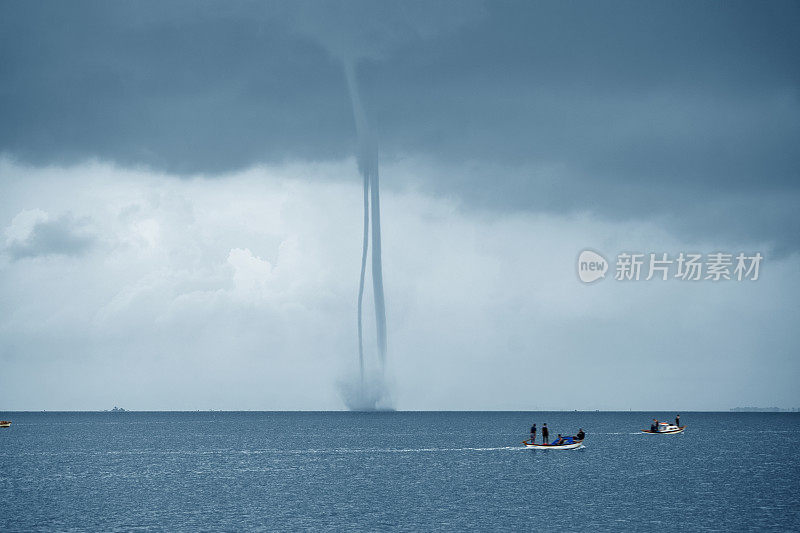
[275,446,525,455]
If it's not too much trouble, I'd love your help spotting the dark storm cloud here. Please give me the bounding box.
[1,1,798,249]
[0,1,354,172]
[6,214,95,260]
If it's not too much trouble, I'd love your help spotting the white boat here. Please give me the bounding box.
[522,439,584,450]
[641,422,685,434]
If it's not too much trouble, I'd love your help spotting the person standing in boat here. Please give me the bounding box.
[576,428,585,440]
[675,414,680,427]
[542,424,549,445]
[530,423,536,444]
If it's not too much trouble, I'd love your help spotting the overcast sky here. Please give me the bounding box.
[1,1,798,410]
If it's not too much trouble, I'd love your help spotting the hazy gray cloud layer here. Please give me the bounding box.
[1,1,798,251]
[1,160,797,410]
[4,211,95,260]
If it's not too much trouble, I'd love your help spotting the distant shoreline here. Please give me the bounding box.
[729,407,800,412]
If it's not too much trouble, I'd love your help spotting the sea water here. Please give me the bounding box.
[1,411,798,531]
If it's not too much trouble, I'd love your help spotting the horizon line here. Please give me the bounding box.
[2,408,799,413]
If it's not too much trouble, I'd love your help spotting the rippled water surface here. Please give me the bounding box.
[1,411,798,531]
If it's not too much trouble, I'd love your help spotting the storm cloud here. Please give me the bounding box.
[5,211,95,260]
[0,2,799,410]
[1,1,798,251]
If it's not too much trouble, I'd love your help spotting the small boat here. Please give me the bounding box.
[522,438,584,450]
[641,422,685,434]
[0,421,11,428]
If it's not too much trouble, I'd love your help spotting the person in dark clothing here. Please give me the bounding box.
[530,424,536,444]
[650,422,656,432]
[675,414,680,427]
[576,428,585,440]
[542,424,549,444]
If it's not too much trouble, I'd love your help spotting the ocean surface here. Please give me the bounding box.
[1,411,798,531]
